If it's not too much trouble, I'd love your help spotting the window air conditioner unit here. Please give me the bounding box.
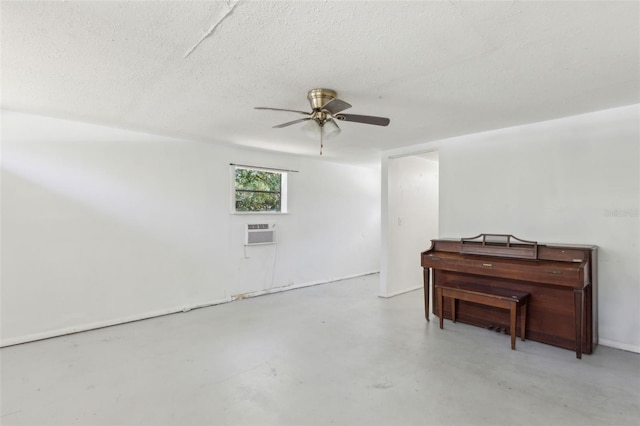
[245,224,276,245]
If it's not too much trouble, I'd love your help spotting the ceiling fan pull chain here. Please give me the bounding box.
[320,126,324,155]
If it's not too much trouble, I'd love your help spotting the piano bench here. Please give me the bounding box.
[435,281,530,350]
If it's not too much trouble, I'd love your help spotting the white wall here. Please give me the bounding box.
[382,104,639,352]
[438,105,639,352]
[0,111,381,346]
[381,153,438,297]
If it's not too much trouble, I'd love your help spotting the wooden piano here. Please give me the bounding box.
[421,234,597,358]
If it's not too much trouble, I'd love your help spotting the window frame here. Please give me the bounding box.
[231,165,288,214]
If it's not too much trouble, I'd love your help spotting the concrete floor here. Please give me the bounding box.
[1,274,639,425]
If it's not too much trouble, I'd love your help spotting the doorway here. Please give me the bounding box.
[381,151,439,297]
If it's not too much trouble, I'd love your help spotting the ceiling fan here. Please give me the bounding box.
[255,89,390,155]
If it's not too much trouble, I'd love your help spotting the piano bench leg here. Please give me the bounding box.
[451,298,456,323]
[520,303,527,342]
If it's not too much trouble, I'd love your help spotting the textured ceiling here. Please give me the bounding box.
[2,1,639,164]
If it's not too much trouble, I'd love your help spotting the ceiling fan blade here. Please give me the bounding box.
[335,113,390,126]
[255,107,311,116]
[321,98,352,114]
[273,117,312,128]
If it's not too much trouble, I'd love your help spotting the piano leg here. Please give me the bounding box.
[510,304,517,350]
[423,268,430,321]
[574,289,584,359]
[438,287,444,330]
[520,303,527,342]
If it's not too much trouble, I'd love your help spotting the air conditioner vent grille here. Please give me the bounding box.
[248,224,269,230]
[245,224,276,245]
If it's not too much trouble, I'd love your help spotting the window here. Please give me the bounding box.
[233,166,288,213]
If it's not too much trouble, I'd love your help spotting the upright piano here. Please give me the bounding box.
[421,234,597,358]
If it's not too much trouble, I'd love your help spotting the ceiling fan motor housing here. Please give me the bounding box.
[307,88,337,110]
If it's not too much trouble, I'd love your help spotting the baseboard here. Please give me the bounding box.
[378,284,423,298]
[0,271,379,348]
[0,297,233,348]
[232,271,380,300]
[598,338,640,354]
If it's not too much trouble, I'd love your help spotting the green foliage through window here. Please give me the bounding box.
[234,167,284,212]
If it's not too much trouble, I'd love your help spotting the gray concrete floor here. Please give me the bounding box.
[1,274,639,425]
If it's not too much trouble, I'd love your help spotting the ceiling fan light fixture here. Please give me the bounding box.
[323,118,341,139]
[302,118,321,139]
